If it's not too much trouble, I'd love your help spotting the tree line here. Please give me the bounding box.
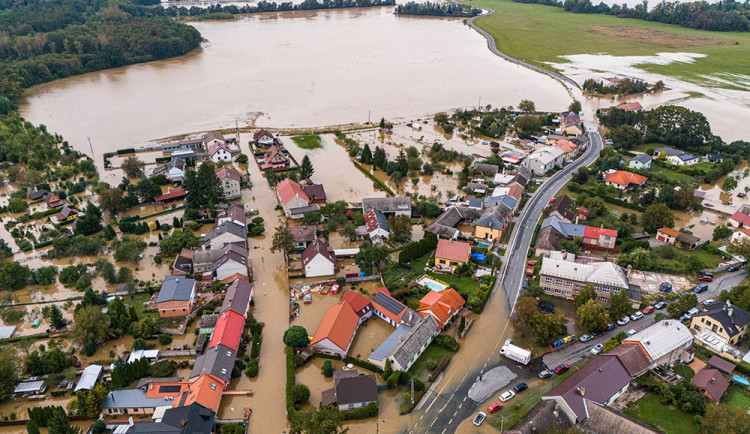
[511,0,750,32]
[162,0,397,18]
[395,2,482,17]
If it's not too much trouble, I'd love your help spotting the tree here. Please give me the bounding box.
[0,348,19,401]
[0,261,31,291]
[518,99,536,113]
[617,247,654,271]
[713,225,733,241]
[185,162,225,215]
[290,383,310,404]
[159,230,199,255]
[49,305,65,329]
[122,156,144,178]
[283,326,309,347]
[699,403,750,434]
[271,223,297,262]
[373,146,386,170]
[289,406,347,434]
[510,297,538,337]
[395,150,408,176]
[667,293,698,318]
[568,100,581,114]
[388,215,412,244]
[27,421,41,434]
[530,312,567,346]
[574,284,597,309]
[645,105,711,152]
[300,155,315,181]
[577,299,610,332]
[322,360,333,377]
[47,409,81,434]
[98,187,126,217]
[608,289,632,321]
[132,317,158,339]
[72,306,109,355]
[34,266,58,286]
[641,203,674,233]
[360,144,372,164]
[609,124,641,149]
[515,115,542,133]
[722,177,738,193]
[354,242,390,274]
[582,196,607,217]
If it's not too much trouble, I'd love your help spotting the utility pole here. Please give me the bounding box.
[410,378,414,404]
[236,118,240,144]
[500,416,504,433]
[86,136,94,159]
[368,110,371,124]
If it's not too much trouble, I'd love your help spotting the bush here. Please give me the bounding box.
[322,360,333,377]
[426,360,438,371]
[158,334,173,345]
[290,383,310,404]
[245,359,259,377]
[342,402,379,420]
[434,335,459,351]
[293,354,305,367]
[283,326,309,347]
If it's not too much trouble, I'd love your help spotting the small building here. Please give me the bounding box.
[690,301,750,346]
[45,193,64,208]
[730,205,750,227]
[220,278,253,317]
[290,225,317,250]
[361,197,412,217]
[74,364,103,392]
[707,355,736,375]
[189,344,237,385]
[156,275,197,317]
[208,142,233,163]
[203,221,247,249]
[101,388,169,416]
[55,206,80,222]
[523,146,564,176]
[253,129,275,147]
[604,171,647,190]
[364,209,390,244]
[128,349,160,364]
[628,154,652,170]
[217,203,246,227]
[583,226,617,250]
[474,202,512,241]
[692,368,729,403]
[262,145,290,171]
[387,314,438,372]
[301,238,336,278]
[321,370,378,411]
[208,310,245,352]
[560,123,582,136]
[0,326,16,339]
[656,227,680,245]
[706,153,725,163]
[151,158,186,183]
[473,163,499,177]
[13,380,46,396]
[434,239,471,273]
[548,194,576,223]
[622,320,694,367]
[416,288,465,329]
[613,102,643,112]
[310,300,361,358]
[302,184,327,204]
[215,166,242,200]
[277,178,311,217]
[154,188,187,204]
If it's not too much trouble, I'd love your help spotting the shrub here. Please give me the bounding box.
[322,360,333,377]
[342,402,379,420]
[434,335,459,351]
[283,326,309,347]
[158,334,173,345]
[293,354,305,367]
[245,359,259,377]
[426,360,438,371]
[290,383,310,404]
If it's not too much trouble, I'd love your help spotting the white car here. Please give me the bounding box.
[617,316,630,326]
[591,343,604,355]
[630,312,644,321]
[499,390,516,402]
[703,299,717,306]
[627,329,637,337]
[473,412,486,426]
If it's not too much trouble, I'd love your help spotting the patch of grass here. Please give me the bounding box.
[407,343,453,381]
[291,134,322,150]
[725,385,750,409]
[673,364,695,381]
[651,165,693,183]
[122,293,156,319]
[406,296,420,311]
[624,392,698,434]
[468,0,750,88]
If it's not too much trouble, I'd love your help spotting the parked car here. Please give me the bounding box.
[523,278,529,288]
[514,383,528,393]
[499,390,516,402]
[554,364,569,374]
[630,312,644,321]
[727,265,739,272]
[659,282,672,292]
[591,344,604,355]
[580,334,594,343]
[694,283,709,293]
[686,307,700,318]
[607,323,617,331]
[617,316,630,326]
[487,403,502,414]
[642,306,655,315]
[699,271,714,278]
[604,139,614,145]
[697,275,714,282]
[654,301,667,310]
[627,329,637,337]
[539,370,553,379]
[703,299,717,306]
[473,412,487,426]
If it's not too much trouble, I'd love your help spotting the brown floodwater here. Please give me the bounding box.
[19,7,570,166]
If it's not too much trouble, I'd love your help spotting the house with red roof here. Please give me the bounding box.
[370,287,408,327]
[341,291,375,322]
[364,209,390,244]
[301,238,336,278]
[253,129,275,148]
[262,145,290,171]
[656,227,680,244]
[603,170,647,190]
[209,310,245,352]
[173,373,225,412]
[614,102,643,112]
[154,188,187,204]
[310,300,361,358]
[215,166,242,200]
[276,178,311,217]
[583,226,618,250]
[417,288,465,329]
[434,239,471,273]
[730,204,750,228]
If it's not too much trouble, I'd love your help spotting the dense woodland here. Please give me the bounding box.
[512,0,750,32]
[395,2,482,17]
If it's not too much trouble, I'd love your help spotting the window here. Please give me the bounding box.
[210,383,217,390]
[694,324,701,331]
[712,325,718,332]
[564,291,571,296]
[602,287,610,293]
[565,281,572,288]
[612,289,620,294]
[349,404,355,409]
[545,277,552,284]
[555,279,563,286]
[594,284,600,290]
[554,288,562,294]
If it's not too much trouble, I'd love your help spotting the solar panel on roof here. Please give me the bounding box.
[159,385,182,393]
[372,292,405,315]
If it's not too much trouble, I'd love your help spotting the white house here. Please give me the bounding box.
[215,166,242,200]
[253,129,275,147]
[208,142,233,163]
[202,131,226,150]
[214,250,249,281]
[301,238,336,278]
[276,179,311,217]
[151,158,186,183]
[364,209,390,244]
[523,146,564,176]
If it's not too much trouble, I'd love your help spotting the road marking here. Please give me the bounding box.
[420,415,424,421]
[425,397,436,412]
[454,409,458,416]
[448,419,453,426]
[441,428,447,434]
[463,396,468,402]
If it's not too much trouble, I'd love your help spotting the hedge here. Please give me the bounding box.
[399,233,438,264]
[34,240,54,249]
[352,160,394,196]
[567,184,643,211]
[344,356,384,374]
[342,403,379,420]
[0,333,49,344]
[286,347,297,419]
[23,209,58,221]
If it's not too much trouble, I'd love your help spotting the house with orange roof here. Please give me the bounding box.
[603,170,647,190]
[417,288,466,329]
[731,227,750,244]
[276,178,311,217]
[144,381,189,399]
[310,300,361,358]
[208,310,245,352]
[583,226,618,249]
[656,227,680,245]
[371,287,408,326]
[174,374,225,412]
[553,139,578,158]
[341,290,375,322]
[434,239,471,273]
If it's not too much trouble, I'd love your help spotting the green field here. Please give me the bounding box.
[291,134,323,150]
[468,0,750,88]
[651,165,694,183]
[725,385,750,410]
[624,392,698,433]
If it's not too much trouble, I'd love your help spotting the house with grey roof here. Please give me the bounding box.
[321,370,378,411]
[364,209,390,244]
[220,279,253,317]
[474,163,499,176]
[151,158,186,183]
[75,364,103,392]
[203,221,247,249]
[362,197,412,217]
[628,154,652,170]
[125,402,215,433]
[102,388,174,416]
[290,225,317,250]
[189,344,236,385]
[474,201,513,241]
[388,315,439,371]
[691,301,750,346]
[425,206,482,239]
[156,275,196,318]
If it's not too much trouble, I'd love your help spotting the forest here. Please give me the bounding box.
[161,0,397,18]
[395,2,482,16]
[511,0,750,32]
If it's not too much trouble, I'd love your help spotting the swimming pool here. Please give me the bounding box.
[417,276,449,292]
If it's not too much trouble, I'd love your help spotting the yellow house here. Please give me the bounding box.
[435,239,471,273]
[561,123,583,136]
[474,202,513,241]
[690,301,750,345]
[55,206,79,223]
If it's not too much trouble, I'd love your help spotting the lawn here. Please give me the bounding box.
[291,134,322,150]
[673,364,695,381]
[468,0,750,88]
[652,245,726,272]
[122,293,155,319]
[407,343,454,381]
[624,392,698,433]
[725,385,750,410]
[651,165,694,183]
[425,271,478,297]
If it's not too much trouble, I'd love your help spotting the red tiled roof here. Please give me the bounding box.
[310,300,359,351]
[154,188,187,202]
[731,210,750,226]
[253,129,272,141]
[209,310,245,351]
[417,288,465,328]
[277,178,309,206]
[341,291,372,316]
[264,145,286,161]
[692,368,729,403]
[208,141,231,157]
[614,102,643,112]
[604,171,647,187]
[216,166,241,182]
[175,373,224,412]
[435,239,471,263]
[584,226,617,239]
[657,227,681,238]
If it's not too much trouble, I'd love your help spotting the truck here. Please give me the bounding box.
[525,261,535,276]
[499,339,531,365]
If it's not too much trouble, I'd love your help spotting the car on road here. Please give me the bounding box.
[539,370,553,379]
[694,283,709,293]
[654,301,667,310]
[727,265,740,272]
[627,329,637,337]
[659,282,672,292]
[687,307,700,318]
[591,343,604,355]
[554,364,569,374]
[703,299,717,306]
[607,323,617,331]
[499,390,516,402]
[630,312,644,321]
[580,334,594,343]
[642,306,655,315]
[487,403,502,414]
[473,412,486,426]
[514,383,528,393]
[697,275,714,282]
[617,316,630,326]
[704,202,714,208]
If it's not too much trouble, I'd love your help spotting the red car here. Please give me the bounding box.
[554,364,569,374]
[697,275,713,282]
[642,306,655,315]
[487,402,503,413]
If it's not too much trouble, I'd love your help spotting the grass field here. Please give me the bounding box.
[624,392,698,433]
[651,165,694,183]
[291,134,322,149]
[725,385,750,410]
[468,0,750,88]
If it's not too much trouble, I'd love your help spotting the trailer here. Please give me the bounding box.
[525,261,535,276]
[499,339,531,365]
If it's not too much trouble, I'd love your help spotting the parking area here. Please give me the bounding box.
[628,271,694,297]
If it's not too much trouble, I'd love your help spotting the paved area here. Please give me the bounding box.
[467,366,516,403]
[629,271,693,296]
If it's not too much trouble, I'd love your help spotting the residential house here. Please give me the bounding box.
[310,300,361,358]
[434,239,471,273]
[425,206,481,239]
[622,320,694,366]
[540,251,640,304]
[217,204,246,227]
[102,388,173,416]
[151,158,186,183]
[208,142,233,163]
[416,288,465,329]
[189,344,236,385]
[692,368,729,403]
[253,129,276,148]
[172,373,225,412]
[125,403,216,433]
[287,205,320,220]
[340,291,375,322]
[203,221,247,249]
[364,209,390,244]
[560,122,583,136]
[45,193,64,208]
[154,188,187,204]
[706,153,725,163]
[474,202,513,241]
[262,145,290,171]
[202,131,226,149]
[493,173,515,185]
[629,154,652,170]
[656,227,680,244]
[535,216,617,253]
[55,206,80,223]
[554,139,578,157]
[613,102,643,112]
[583,226,617,250]
[215,166,242,200]
[371,288,409,327]
[604,171,647,190]
[386,314,438,371]
[523,147,564,176]
[220,278,253,317]
[301,238,336,278]
[208,310,245,352]
[362,197,412,217]
[286,226,316,252]
[74,365,103,392]
[161,137,205,153]
[474,163,499,177]
[730,204,750,227]
[28,188,49,201]
[190,243,246,276]
[13,380,46,396]
[656,227,699,249]
[600,344,652,377]
[302,184,327,204]
[548,194,576,223]
[730,227,750,244]
[690,301,750,345]
[321,371,378,411]
[156,276,196,317]
[654,146,699,166]
[277,178,311,217]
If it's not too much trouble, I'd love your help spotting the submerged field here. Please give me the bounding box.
[468,0,750,89]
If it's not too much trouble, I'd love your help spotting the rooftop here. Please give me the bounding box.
[277,178,309,206]
[435,239,471,263]
[604,171,647,187]
[694,301,750,338]
[361,197,411,213]
[75,364,103,392]
[692,368,730,402]
[310,300,360,352]
[622,320,693,362]
[220,279,253,316]
[156,276,196,304]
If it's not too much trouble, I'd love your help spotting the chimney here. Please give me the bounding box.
[627,264,633,278]
[710,378,715,384]
[578,387,585,396]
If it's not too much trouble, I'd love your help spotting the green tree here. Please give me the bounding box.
[530,312,567,346]
[289,406,347,434]
[713,225,733,241]
[360,144,372,165]
[518,99,536,113]
[132,317,158,339]
[322,360,333,377]
[98,187,127,217]
[0,261,31,291]
[568,100,581,113]
[509,297,538,337]
[388,215,412,244]
[290,383,310,404]
[34,266,58,286]
[382,359,393,381]
[373,146,387,170]
[667,293,698,318]
[121,156,144,178]
[159,230,199,255]
[72,306,110,355]
[300,155,315,181]
[48,408,81,434]
[574,284,597,309]
[699,403,750,434]
[609,124,641,149]
[27,420,41,434]
[354,242,390,274]
[641,203,674,233]
[49,305,65,329]
[283,326,309,347]
[271,222,297,262]
[185,161,225,215]
[608,289,632,321]
[577,299,610,332]
[0,348,20,401]
[515,115,542,133]
[722,177,738,193]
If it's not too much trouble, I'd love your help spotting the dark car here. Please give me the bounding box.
[554,364,569,374]
[659,282,672,292]
[727,265,739,272]
[694,283,709,293]
[514,383,528,393]
[607,323,617,331]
